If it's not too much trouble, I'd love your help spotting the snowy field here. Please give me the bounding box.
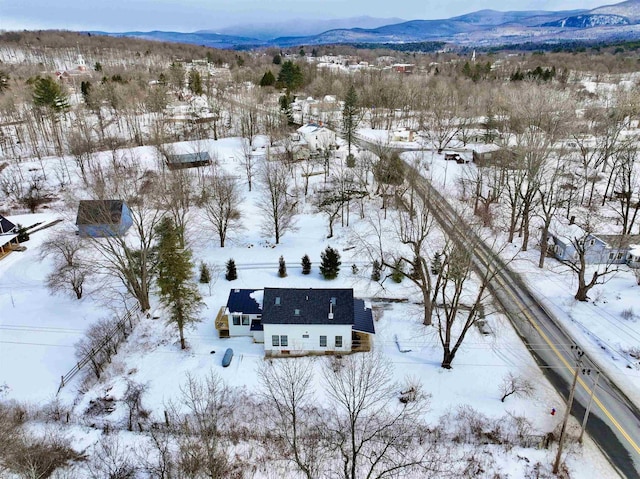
[0,136,625,477]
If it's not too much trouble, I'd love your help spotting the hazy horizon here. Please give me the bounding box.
[0,0,609,33]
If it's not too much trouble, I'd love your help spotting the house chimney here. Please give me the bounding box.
[328,301,334,320]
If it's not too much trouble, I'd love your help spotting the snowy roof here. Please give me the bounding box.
[226,289,263,315]
[166,152,211,165]
[0,233,18,246]
[472,143,502,153]
[549,218,588,241]
[297,123,330,135]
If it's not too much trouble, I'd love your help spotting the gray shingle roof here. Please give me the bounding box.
[262,288,354,326]
[353,299,375,334]
[0,215,16,235]
[76,200,124,226]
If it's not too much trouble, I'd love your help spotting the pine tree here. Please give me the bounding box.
[278,255,287,278]
[276,60,303,91]
[301,254,311,275]
[155,218,203,350]
[279,93,293,123]
[225,259,238,281]
[431,252,442,275]
[273,53,282,65]
[371,259,382,282]
[260,70,276,87]
[391,259,404,283]
[199,262,211,284]
[320,246,341,280]
[188,69,203,95]
[16,224,29,243]
[342,84,360,158]
[32,76,70,112]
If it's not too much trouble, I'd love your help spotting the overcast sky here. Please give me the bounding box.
[0,0,609,32]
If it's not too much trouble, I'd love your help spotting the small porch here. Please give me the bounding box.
[215,307,229,338]
[352,331,372,352]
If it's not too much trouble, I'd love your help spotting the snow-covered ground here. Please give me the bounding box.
[0,136,625,477]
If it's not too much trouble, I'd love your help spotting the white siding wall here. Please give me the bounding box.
[227,313,260,337]
[263,324,352,354]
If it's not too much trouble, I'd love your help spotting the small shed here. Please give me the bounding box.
[76,200,133,238]
[166,152,211,170]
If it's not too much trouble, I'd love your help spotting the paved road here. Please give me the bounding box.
[410,165,640,478]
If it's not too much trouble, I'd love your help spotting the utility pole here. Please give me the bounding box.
[553,345,584,474]
[579,369,600,444]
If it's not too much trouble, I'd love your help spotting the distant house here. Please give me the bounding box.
[75,200,133,238]
[392,128,415,143]
[297,123,337,152]
[547,219,640,265]
[392,63,415,74]
[472,145,518,167]
[166,152,211,170]
[215,288,375,356]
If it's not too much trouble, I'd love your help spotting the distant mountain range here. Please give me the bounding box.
[95,0,640,49]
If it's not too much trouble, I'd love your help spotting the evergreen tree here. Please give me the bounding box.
[80,80,91,103]
[273,53,282,65]
[260,70,276,87]
[199,262,211,284]
[431,252,442,275]
[94,62,103,72]
[225,259,238,281]
[371,259,382,282]
[276,60,303,91]
[279,93,294,124]
[188,69,203,95]
[342,84,360,159]
[278,255,287,278]
[320,246,341,280]
[32,76,70,112]
[301,254,311,275]
[15,224,29,243]
[391,259,404,283]
[155,218,203,350]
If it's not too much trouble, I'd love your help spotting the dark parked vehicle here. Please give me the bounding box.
[222,348,234,367]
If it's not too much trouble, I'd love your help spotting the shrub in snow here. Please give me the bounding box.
[301,254,311,275]
[225,259,237,281]
[320,246,341,280]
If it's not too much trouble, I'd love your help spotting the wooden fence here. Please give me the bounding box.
[56,304,140,394]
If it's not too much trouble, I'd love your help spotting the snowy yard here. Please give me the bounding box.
[0,136,626,477]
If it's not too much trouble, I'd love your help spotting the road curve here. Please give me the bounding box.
[412,164,640,478]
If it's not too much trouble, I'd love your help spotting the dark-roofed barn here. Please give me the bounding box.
[75,200,133,237]
[166,152,211,170]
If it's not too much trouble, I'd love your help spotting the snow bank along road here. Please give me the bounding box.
[410,163,640,479]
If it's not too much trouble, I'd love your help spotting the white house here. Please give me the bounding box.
[297,123,337,152]
[216,288,374,356]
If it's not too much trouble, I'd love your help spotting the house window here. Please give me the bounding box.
[320,335,327,347]
[589,239,595,246]
[294,309,300,316]
[232,315,241,326]
[330,297,337,305]
[272,335,280,347]
[302,334,309,339]
[275,297,281,305]
[280,335,288,347]
[609,252,615,260]
[335,336,343,348]
[242,315,250,326]
[617,252,624,260]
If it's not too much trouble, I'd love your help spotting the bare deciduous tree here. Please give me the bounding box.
[258,159,297,244]
[258,358,324,479]
[41,232,91,300]
[500,373,535,403]
[322,352,433,479]
[202,173,242,247]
